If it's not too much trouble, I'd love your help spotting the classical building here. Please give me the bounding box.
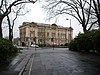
[19,22,73,46]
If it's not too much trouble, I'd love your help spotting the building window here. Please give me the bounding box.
[52,32,55,38]
[30,31,35,37]
[47,32,49,37]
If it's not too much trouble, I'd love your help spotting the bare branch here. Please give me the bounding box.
[88,20,98,31]
[0,0,38,38]
[43,0,95,32]
[0,0,3,9]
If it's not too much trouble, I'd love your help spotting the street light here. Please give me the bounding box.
[44,26,45,47]
[34,37,36,51]
[51,37,54,50]
[66,18,71,27]
[66,18,72,43]
[0,11,3,20]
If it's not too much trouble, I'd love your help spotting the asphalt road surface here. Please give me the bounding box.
[0,47,100,75]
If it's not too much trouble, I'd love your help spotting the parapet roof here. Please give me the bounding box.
[19,22,73,30]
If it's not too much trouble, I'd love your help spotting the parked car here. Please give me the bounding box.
[31,44,39,48]
[13,45,24,50]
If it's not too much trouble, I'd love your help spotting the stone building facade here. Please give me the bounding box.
[19,22,73,46]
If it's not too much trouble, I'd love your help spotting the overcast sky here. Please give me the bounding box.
[3,2,83,38]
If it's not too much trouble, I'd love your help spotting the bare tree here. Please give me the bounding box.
[6,4,30,43]
[0,0,37,38]
[92,0,100,28]
[43,0,95,33]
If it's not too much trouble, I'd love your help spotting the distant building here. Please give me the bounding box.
[19,22,73,46]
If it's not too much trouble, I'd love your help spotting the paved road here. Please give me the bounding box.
[0,48,100,75]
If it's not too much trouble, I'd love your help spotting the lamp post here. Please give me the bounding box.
[43,25,46,47]
[0,10,3,22]
[0,11,3,38]
[66,18,71,43]
[34,37,36,51]
[66,18,71,27]
[51,37,54,50]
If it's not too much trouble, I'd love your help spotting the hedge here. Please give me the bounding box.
[69,29,100,54]
[0,38,18,65]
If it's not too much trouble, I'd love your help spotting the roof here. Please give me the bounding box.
[19,22,72,30]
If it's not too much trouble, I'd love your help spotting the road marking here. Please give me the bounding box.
[28,55,34,75]
[18,54,33,75]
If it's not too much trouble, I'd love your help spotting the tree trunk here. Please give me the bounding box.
[97,16,100,28]
[0,17,3,39]
[97,0,100,28]
[83,27,86,33]
[82,23,87,33]
[9,28,13,43]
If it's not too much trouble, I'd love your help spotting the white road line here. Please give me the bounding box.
[18,66,25,75]
[28,55,34,75]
